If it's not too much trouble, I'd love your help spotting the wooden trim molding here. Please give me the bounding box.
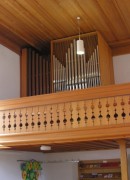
[1,123,130,147]
[112,44,130,56]
[0,34,21,55]
[0,83,130,111]
[0,83,130,148]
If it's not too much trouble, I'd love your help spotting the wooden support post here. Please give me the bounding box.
[118,140,128,180]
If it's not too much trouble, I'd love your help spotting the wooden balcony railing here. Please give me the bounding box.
[0,83,130,146]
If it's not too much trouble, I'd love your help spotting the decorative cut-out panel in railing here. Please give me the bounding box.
[0,94,129,134]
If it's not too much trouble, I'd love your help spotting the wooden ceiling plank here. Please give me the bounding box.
[54,0,95,31]
[7,140,119,153]
[109,38,130,47]
[2,0,55,40]
[0,2,49,51]
[96,0,129,39]
[34,0,78,35]
[114,0,130,33]
[0,3,49,42]
[16,0,70,38]
[112,44,130,56]
[84,142,117,149]
[78,0,117,42]
[1,0,130,54]
[32,0,73,36]
[0,20,38,51]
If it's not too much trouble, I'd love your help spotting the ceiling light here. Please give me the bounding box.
[40,145,51,151]
[103,160,107,163]
[77,17,85,55]
[0,144,10,149]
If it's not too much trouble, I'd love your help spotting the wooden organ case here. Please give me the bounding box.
[20,32,114,97]
[51,31,114,93]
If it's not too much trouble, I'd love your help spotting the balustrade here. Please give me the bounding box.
[0,83,130,135]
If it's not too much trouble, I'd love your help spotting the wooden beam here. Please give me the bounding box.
[0,34,21,55]
[109,38,130,48]
[0,83,130,111]
[112,44,130,56]
[1,124,130,147]
[118,140,128,180]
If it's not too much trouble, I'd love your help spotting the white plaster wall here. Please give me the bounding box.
[0,150,45,180]
[113,54,130,84]
[43,162,77,180]
[1,149,130,180]
[0,44,20,100]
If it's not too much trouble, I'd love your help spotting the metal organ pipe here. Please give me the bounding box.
[52,35,101,92]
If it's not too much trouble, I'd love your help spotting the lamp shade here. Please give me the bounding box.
[77,39,84,55]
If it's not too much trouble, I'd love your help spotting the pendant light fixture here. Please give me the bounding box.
[77,17,85,55]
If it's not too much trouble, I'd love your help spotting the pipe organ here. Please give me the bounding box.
[21,31,114,97]
[21,48,50,97]
[51,31,114,93]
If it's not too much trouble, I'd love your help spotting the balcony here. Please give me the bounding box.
[0,83,130,150]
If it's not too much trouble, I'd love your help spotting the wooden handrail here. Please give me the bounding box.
[0,83,130,147]
[0,83,130,111]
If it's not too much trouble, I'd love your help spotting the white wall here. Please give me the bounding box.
[0,150,45,180]
[0,44,20,100]
[113,54,130,84]
[1,149,130,180]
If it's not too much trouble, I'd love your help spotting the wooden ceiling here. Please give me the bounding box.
[1,0,130,54]
[1,139,130,153]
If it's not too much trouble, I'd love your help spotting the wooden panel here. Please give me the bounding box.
[0,83,130,150]
[1,0,130,53]
[1,138,130,153]
[112,44,130,56]
[27,48,32,96]
[98,32,115,85]
[0,34,20,55]
[31,50,36,96]
[1,124,130,147]
[39,56,43,94]
[0,94,129,133]
[0,83,130,110]
[20,47,51,97]
[20,48,28,97]
[1,140,120,153]
[0,24,27,54]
